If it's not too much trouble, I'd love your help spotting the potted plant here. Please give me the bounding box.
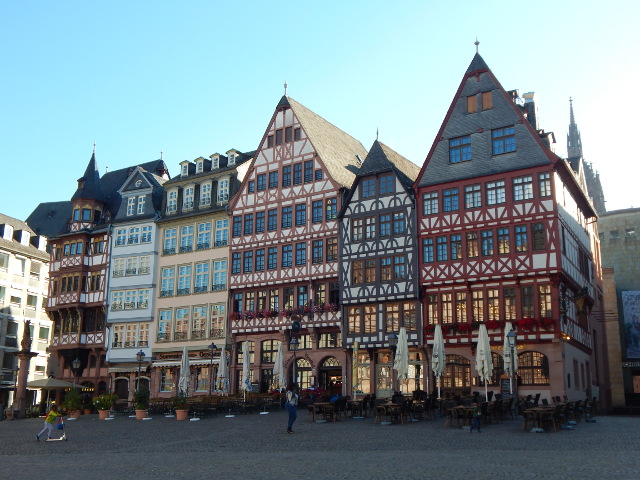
[172,392,189,421]
[133,388,150,420]
[94,392,118,420]
[63,389,82,419]
[82,395,93,415]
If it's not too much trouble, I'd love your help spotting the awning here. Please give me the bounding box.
[107,366,142,373]
[152,359,220,368]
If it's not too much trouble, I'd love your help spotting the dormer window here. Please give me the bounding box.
[201,182,212,206]
[181,163,189,177]
[218,179,229,204]
[82,209,92,221]
[212,155,220,169]
[196,160,204,174]
[228,154,235,165]
[127,197,136,216]
[167,190,177,213]
[73,209,80,221]
[137,195,146,214]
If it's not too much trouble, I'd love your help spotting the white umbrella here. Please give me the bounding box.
[241,341,251,396]
[502,322,518,394]
[216,345,228,393]
[475,324,493,401]
[178,345,190,396]
[393,327,410,390]
[272,342,286,390]
[431,324,446,399]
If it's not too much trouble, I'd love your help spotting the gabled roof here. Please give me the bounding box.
[284,96,367,188]
[71,152,105,202]
[413,53,596,218]
[357,140,420,191]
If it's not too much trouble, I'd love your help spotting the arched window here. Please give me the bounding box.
[443,354,471,391]
[321,357,340,368]
[292,357,312,389]
[518,351,550,385]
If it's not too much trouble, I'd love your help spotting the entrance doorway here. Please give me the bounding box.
[318,357,342,394]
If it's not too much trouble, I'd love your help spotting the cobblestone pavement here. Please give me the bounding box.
[1,409,639,480]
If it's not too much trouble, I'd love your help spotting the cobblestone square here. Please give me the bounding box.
[1,411,639,480]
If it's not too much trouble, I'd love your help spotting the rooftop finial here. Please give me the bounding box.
[284,81,288,96]
[161,150,164,161]
[376,127,379,140]
[93,141,96,154]
[474,37,480,53]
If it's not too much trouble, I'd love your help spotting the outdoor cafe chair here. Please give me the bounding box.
[521,409,537,431]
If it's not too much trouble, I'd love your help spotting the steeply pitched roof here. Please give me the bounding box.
[71,152,106,202]
[466,53,489,74]
[286,96,367,188]
[358,140,420,190]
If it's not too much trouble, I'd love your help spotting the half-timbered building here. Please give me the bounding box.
[153,151,250,398]
[415,53,609,406]
[27,152,169,402]
[106,165,168,401]
[339,140,422,398]
[228,96,367,394]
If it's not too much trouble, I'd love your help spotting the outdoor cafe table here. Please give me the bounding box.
[523,406,558,430]
[313,402,335,422]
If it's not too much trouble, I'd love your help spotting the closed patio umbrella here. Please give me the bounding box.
[178,345,190,396]
[431,324,446,399]
[393,327,410,390]
[272,342,285,390]
[216,345,228,393]
[502,322,518,394]
[241,341,251,398]
[475,324,493,401]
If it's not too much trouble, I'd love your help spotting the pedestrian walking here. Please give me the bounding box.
[36,404,63,441]
[285,382,298,434]
[469,403,482,433]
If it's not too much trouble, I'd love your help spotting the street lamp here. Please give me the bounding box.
[289,337,299,386]
[506,330,517,398]
[71,358,81,389]
[136,350,145,393]
[208,343,217,395]
[388,332,398,395]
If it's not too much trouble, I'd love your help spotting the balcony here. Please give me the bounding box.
[196,242,210,251]
[113,270,125,277]
[124,341,135,347]
[137,301,149,309]
[210,328,224,338]
[138,340,148,347]
[174,332,187,341]
[179,245,193,253]
[163,248,176,256]
[157,332,171,342]
[128,237,139,244]
[177,288,190,296]
[194,286,208,294]
[191,330,206,339]
[110,302,123,311]
[116,239,126,246]
[126,268,138,276]
[124,302,136,310]
[138,267,150,274]
[214,240,228,248]
[212,284,226,292]
[160,290,173,298]
[112,341,123,348]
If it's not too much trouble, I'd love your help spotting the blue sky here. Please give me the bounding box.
[1,1,638,222]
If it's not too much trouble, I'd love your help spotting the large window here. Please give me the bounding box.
[295,204,306,226]
[379,174,394,195]
[518,352,550,385]
[423,192,438,215]
[436,236,448,261]
[539,172,551,197]
[515,225,528,252]
[481,230,493,256]
[443,188,459,212]
[492,126,516,155]
[467,232,479,258]
[295,243,306,266]
[282,207,292,228]
[423,238,434,263]
[361,178,375,198]
[326,198,337,220]
[197,222,211,250]
[450,234,462,260]
[282,245,292,268]
[464,184,481,209]
[213,260,226,291]
[513,175,533,201]
[393,212,405,235]
[449,136,471,163]
[180,226,193,253]
[486,180,506,205]
[532,223,545,251]
[497,228,510,254]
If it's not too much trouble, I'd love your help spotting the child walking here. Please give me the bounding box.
[36,404,63,441]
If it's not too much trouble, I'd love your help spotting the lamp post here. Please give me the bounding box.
[71,358,81,389]
[289,337,299,386]
[506,330,517,397]
[388,332,398,394]
[208,342,217,395]
[136,350,145,394]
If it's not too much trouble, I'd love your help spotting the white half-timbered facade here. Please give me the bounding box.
[339,140,422,398]
[228,96,367,394]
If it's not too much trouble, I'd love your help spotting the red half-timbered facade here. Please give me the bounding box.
[228,96,367,394]
[415,53,608,406]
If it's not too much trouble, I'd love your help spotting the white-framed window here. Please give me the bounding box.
[180,226,194,253]
[138,323,150,347]
[201,183,211,206]
[111,291,124,310]
[139,255,150,274]
[141,225,153,243]
[126,256,138,275]
[218,179,229,203]
[178,265,192,295]
[181,163,189,177]
[161,267,175,297]
[228,153,235,165]
[215,219,229,247]
[128,226,140,244]
[112,324,125,347]
[195,262,209,293]
[192,305,207,339]
[113,258,125,277]
[125,290,137,309]
[213,259,227,291]
[196,159,204,173]
[160,368,174,391]
[116,229,127,246]
[137,195,146,214]
[211,304,225,337]
[138,289,150,309]
[0,252,9,270]
[183,186,194,209]
[164,228,177,255]
[175,307,189,340]
[125,324,136,347]
[127,197,136,216]
[158,310,172,342]
[212,155,220,169]
[167,190,178,213]
[513,175,533,201]
[197,222,211,250]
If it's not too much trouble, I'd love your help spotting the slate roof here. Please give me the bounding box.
[26,201,73,239]
[285,96,367,188]
[357,140,421,191]
[71,152,105,202]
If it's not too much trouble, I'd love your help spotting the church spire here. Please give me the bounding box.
[567,97,583,159]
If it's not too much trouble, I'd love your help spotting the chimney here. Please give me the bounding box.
[522,92,538,130]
